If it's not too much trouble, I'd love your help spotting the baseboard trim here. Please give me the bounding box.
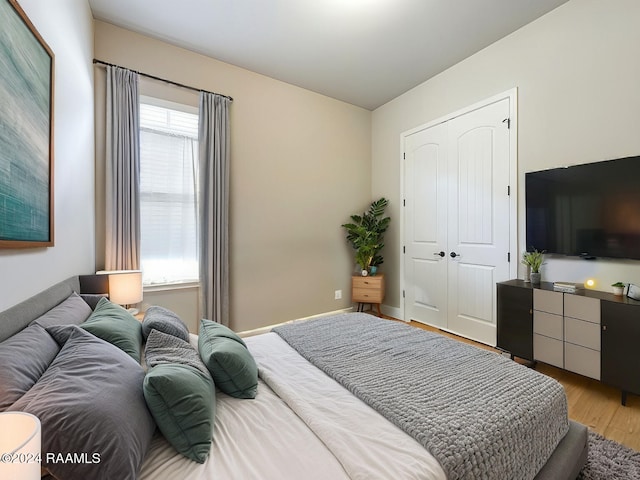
[381,304,404,321]
[238,307,355,338]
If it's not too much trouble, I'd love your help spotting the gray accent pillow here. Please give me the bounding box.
[145,329,209,375]
[81,297,143,362]
[0,325,59,411]
[29,292,92,328]
[79,293,109,310]
[142,306,189,342]
[9,325,155,480]
[198,319,258,399]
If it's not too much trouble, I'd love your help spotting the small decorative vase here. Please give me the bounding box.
[530,272,541,285]
[369,266,377,276]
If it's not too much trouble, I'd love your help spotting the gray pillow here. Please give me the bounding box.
[142,306,189,342]
[198,319,258,399]
[9,325,155,480]
[145,329,209,375]
[29,292,92,328]
[80,293,109,310]
[0,324,59,411]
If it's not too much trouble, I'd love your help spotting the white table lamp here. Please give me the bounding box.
[97,270,143,314]
[0,412,41,480]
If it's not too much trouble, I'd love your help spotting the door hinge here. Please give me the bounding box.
[403,246,406,254]
[507,185,511,196]
[402,290,405,298]
[507,252,511,262]
[403,152,406,160]
[403,198,406,207]
[502,118,511,129]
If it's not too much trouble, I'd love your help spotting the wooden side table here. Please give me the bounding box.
[352,273,385,316]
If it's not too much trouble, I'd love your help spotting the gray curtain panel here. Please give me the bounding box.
[198,92,230,326]
[105,66,141,270]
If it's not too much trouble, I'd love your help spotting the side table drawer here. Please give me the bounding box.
[352,276,383,289]
[352,288,383,303]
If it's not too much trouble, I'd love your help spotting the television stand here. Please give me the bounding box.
[497,280,640,405]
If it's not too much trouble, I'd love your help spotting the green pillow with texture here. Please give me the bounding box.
[198,319,258,399]
[81,297,143,362]
[143,363,215,463]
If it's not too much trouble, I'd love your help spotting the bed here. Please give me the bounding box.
[0,276,588,480]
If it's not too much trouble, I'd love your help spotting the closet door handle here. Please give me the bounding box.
[433,251,445,257]
[450,252,460,258]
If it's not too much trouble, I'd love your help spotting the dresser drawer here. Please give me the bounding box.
[533,311,563,340]
[533,289,563,315]
[534,333,563,368]
[564,295,600,324]
[565,343,600,380]
[564,317,600,351]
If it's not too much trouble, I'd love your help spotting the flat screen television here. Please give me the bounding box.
[526,156,640,260]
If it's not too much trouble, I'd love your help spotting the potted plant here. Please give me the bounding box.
[342,198,390,275]
[522,249,545,284]
[611,282,626,296]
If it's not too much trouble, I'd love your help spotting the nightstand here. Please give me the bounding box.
[352,273,385,316]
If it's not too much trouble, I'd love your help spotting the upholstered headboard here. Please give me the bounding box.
[0,276,80,343]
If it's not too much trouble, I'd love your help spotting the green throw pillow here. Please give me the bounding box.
[198,319,258,399]
[81,297,143,362]
[143,363,215,463]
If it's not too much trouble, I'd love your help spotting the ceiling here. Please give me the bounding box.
[88,0,570,110]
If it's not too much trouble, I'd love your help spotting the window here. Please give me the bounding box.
[139,98,199,286]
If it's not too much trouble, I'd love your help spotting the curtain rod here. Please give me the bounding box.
[92,59,233,102]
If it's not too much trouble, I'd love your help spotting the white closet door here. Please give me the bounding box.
[403,122,448,328]
[403,95,512,346]
[447,98,511,345]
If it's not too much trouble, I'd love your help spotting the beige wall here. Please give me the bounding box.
[372,0,640,315]
[94,22,372,332]
[0,0,95,312]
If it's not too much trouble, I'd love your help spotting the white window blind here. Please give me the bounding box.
[139,101,199,286]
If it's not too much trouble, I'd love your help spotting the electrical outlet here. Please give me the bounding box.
[334,289,342,300]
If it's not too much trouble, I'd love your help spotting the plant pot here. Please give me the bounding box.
[530,272,541,285]
[612,286,625,296]
[369,266,378,276]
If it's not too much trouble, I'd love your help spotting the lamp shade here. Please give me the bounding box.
[0,412,41,480]
[97,270,143,306]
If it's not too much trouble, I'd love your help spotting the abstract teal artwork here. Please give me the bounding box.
[0,0,54,247]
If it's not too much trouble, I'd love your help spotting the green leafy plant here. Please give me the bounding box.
[342,198,390,271]
[612,282,626,287]
[521,249,545,273]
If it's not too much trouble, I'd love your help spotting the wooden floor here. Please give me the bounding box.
[396,318,640,452]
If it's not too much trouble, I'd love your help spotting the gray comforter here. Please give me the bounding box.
[273,313,569,480]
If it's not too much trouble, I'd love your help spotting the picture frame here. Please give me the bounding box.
[627,283,640,302]
[0,0,55,248]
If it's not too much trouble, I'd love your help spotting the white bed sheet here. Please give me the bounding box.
[139,332,446,480]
